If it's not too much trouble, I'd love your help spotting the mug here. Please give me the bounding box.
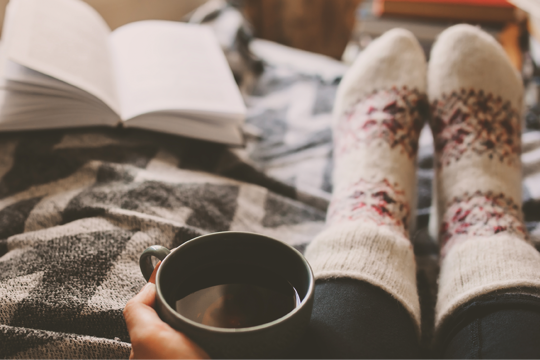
[139,231,314,359]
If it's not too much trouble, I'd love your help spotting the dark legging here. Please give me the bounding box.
[439,294,540,359]
[288,279,540,358]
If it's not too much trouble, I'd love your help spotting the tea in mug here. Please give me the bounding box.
[173,264,301,329]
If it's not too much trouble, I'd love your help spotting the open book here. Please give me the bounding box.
[0,0,247,145]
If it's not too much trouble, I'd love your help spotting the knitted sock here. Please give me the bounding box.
[304,29,427,330]
[428,24,540,331]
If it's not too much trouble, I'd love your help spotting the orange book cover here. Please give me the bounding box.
[382,0,512,6]
[374,0,515,22]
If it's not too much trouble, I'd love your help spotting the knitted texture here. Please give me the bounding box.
[0,132,328,358]
[305,29,426,330]
[428,24,540,330]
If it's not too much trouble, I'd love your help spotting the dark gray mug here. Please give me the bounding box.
[139,231,314,359]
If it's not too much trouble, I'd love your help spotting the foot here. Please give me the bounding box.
[428,24,540,331]
[305,28,428,330]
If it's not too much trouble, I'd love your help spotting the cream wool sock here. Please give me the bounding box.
[304,29,427,329]
[428,24,540,331]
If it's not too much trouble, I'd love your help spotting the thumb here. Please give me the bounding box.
[124,282,162,335]
[124,262,162,334]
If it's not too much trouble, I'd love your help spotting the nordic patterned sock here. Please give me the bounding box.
[304,28,427,330]
[428,24,540,331]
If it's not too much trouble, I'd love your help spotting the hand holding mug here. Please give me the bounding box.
[124,264,210,359]
[137,231,314,359]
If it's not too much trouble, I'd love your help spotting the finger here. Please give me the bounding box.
[124,283,161,332]
[148,261,161,284]
[125,283,210,359]
[130,260,161,309]
[125,267,211,359]
[124,262,166,337]
[134,282,156,307]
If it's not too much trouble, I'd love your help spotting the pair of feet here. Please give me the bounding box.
[332,23,523,241]
[305,24,540,336]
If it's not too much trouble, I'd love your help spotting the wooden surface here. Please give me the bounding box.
[243,0,362,59]
[84,0,208,30]
[0,0,208,36]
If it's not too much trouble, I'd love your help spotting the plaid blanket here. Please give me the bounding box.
[2,10,540,359]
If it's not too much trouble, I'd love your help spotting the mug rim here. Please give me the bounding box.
[155,231,315,334]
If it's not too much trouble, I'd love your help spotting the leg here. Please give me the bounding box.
[428,24,540,357]
[299,28,428,358]
[441,295,540,358]
[290,279,419,359]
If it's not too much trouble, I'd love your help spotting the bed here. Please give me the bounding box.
[1,4,539,358]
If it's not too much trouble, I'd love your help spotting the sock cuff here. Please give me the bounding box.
[304,222,421,330]
[435,234,540,330]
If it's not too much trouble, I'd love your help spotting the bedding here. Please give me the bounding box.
[1,7,540,359]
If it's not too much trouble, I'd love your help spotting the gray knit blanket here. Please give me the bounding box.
[2,32,540,360]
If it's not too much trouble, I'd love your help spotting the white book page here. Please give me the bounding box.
[4,59,104,104]
[110,21,246,122]
[3,61,119,118]
[5,0,120,114]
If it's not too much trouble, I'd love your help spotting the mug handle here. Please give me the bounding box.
[139,245,171,282]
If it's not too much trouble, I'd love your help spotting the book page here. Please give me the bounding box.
[110,20,246,122]
[3,60,118,116]
[4,0,120,114]
[127,113,244,146]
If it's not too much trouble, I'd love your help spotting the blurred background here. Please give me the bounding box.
[0,0,529,61]
[0,0,540,129]
[31,0,536,206]
[0,0,208,33]
[1,0,539,125]
[0,0,534,63]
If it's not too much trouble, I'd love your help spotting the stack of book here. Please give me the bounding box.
[342,0,516,65]
[342,0,520,69]
[374,0,515,23]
